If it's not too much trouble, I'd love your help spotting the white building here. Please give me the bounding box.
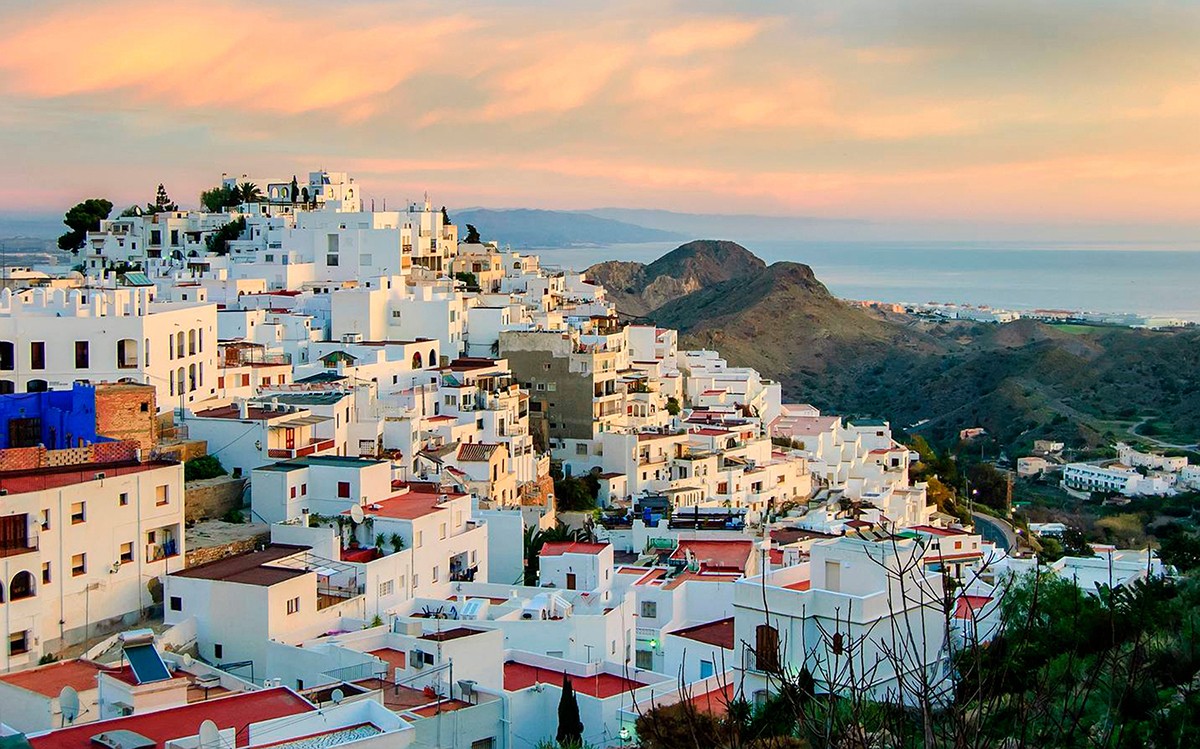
[0,285,217,411]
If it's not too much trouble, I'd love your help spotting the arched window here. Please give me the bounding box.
[0,380,14,394]
[26,379,48,393]
[176,332,185,359]
[0,341,13,371]
[188,329,196,355]
[412,352,423,369]
[176,367,185,397]
[429,349,437,368]
[188,364,196,392]
[116,338,138,369]
[10,571,35,601]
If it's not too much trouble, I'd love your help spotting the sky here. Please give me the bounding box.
[0,0,1198,231]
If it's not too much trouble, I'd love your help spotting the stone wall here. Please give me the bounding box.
[185,532,269,569]
[159,439,209,464]
[184,475,247,522]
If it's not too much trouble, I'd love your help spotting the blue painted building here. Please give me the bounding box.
[0,384,99,450]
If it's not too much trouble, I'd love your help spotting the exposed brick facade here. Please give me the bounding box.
[95,382,159,453]
[0,440,140,473]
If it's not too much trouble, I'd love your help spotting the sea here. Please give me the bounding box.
[536,240,1200,322]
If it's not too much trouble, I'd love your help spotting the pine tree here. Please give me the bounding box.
[148,183,178,214]
[465,224,481,244]
[556,673,584,747]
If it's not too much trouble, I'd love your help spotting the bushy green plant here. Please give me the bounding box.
[184,455,227,481]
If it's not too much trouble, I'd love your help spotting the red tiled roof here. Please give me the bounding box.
[692,428,731,437]
[540,541,610,557]
[910,525,967,537]
[457,443,500,462]
[689,682,736,717]
[502,663,647,698]
[358,493,447,521]
[662,572,741,590]
[0,659,105,697]
[28,688,313,749]
[668,618,734,649]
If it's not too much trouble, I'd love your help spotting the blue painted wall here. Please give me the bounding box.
[0,384,99,450]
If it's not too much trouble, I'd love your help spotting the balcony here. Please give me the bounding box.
[268,438,336,459]
[0,535,38,559]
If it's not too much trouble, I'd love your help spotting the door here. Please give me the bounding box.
[566,573,577,590]
[285,428,296,450]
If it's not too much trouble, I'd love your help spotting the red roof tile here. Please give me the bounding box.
[0,659,104,697]
[669,540,753,573]
[668,618,734,649]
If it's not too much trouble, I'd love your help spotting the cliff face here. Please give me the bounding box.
[587,241,1200,452]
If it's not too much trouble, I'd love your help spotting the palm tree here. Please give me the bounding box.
[238,182,262,204]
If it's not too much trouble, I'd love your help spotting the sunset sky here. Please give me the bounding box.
[1,0,1198,229]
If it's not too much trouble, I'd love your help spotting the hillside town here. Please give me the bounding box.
[0,173,1171,749]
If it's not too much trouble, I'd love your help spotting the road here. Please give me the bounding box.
[973,511,1018,552]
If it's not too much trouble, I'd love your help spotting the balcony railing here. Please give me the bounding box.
[0,536,38,559]
[268,438,336,459]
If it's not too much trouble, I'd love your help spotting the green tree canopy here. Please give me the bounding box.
[200,184,240,212]
[58,198,113,253]
[146,183,178,214]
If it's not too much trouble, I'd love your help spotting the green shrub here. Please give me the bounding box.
[185,455,228,481]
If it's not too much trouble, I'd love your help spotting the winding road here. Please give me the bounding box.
[973,511,1018,552]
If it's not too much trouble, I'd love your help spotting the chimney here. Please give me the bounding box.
[238,399,249,420]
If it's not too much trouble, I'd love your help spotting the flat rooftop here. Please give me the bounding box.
[418,627,487,643]
[172,544,309,586]
[28,687,313,749]
[503,663,649,699]
[0,659,105,697]
[0,460,175,496]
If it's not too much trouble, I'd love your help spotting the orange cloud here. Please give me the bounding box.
[0,2,474,117]
[649,18,764,56]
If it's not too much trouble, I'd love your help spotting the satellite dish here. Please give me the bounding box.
[330,688,345,704]
[59,685,80,725]
[349,505,365,523]
[198,720,220,749]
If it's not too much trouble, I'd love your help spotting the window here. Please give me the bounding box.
[432,566,439,583]
[379,579,394,597]
[214,643,223,659]
[326,254,339,266]
[29,342,45,370]
[120,542,134,563]
[169,596,182,612]
[640,601,657,619]
[39,509,50,531]
[74,341,90,369]
[70,502,86,524]
[439,523,447,540]
[415,531,423,548]
[412,573,419,589]
[301,483,307,496]
[116,339,137,369]
[576,443,588,456]
[188,329,196,355]
[755,624,780,673]
[119,492,129,507]
[240,374,250,387]
[470,740,496,749]
[155,485,169,506]
[42,562,51,585]
[0,342,13,371]
[8,632,28,657]
[290,486,297,499]
[71,553,87,576]
[337,481,351,498]
[635,650,654,669]
[286,596,301,615]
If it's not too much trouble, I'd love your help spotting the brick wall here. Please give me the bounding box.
[184,476,247,522]
[0,440,140,472]
[96,383,158,453]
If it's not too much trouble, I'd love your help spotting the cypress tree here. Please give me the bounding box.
[556,673,584,747]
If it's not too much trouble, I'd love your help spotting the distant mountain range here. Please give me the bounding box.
[587,240,1200,453]
[450,208,685,248]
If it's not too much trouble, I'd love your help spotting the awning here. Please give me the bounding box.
[271,414,332,428]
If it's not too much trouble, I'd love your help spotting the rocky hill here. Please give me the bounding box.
[586,240,766,317]
[588,241,1200,453]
